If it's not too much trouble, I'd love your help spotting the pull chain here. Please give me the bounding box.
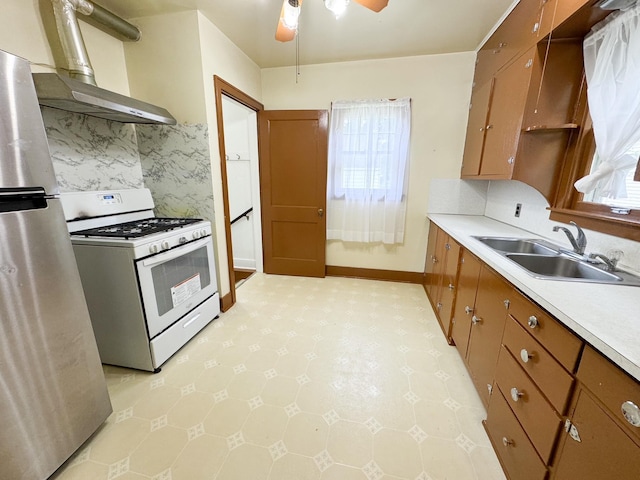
[295,27,300,83]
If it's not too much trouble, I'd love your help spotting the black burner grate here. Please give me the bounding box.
[74,218,203,239]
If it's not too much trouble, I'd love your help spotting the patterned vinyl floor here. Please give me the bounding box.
[52,273,506,480]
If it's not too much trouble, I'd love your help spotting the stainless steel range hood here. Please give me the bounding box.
[33,73,177,125]
[35,0,176,125]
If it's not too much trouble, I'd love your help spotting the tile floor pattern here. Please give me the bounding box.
[53,274,507,480]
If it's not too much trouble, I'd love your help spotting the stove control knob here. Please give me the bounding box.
[192,231,201,239]
[179,236,187,244]
[201,229,207,237]
[149,244,159,254]
[161,241,170,250]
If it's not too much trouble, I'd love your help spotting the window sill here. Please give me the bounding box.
[549,207,640,242]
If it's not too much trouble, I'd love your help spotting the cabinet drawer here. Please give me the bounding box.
[503,317,574,413]
[485,388,548,480]
[577,346,640,442]
[508,290,582,371]
[495,346,562,463]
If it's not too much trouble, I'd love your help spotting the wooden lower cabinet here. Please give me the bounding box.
[466,267,511,407]
[551,345,640,479]
[424,223,461,340]
[494,346,562,463]
[425,222,640,480]
[551,387,640,480]
[485,388,548,480]
[450,251,482,359]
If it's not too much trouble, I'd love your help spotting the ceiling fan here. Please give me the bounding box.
[275,0,389,42]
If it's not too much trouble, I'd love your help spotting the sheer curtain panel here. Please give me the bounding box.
[326,98,411,244]
[574,4,640,199]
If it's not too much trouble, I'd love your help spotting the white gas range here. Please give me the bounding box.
[62,189,220,372]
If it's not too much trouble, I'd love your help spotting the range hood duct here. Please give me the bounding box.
[35,0,176,125]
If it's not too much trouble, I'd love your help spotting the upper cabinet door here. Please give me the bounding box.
[480,49,535,177]
[0,50,58,195]
[461,80,493,178]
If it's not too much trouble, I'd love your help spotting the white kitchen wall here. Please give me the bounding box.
[485,181,640,273]
[261,52,476,273]
[120,10,263,299]
[2,0,130,95]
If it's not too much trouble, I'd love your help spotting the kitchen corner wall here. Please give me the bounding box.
[428,178,640,274]
[261,52,476,274]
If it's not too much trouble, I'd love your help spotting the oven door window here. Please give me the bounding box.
[151,245,211,316]
[137,237,217,338]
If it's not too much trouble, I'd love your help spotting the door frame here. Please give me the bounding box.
[213,75,264,310]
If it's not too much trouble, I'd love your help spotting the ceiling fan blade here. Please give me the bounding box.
[275,0,304,43]
[353,0,389,12]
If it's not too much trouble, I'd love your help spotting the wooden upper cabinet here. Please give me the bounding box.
[459,0,599,201]
[461,80,493,177]
[474,0,550,88]
[480,48,536,178]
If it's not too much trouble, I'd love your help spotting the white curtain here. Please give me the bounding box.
[326,98,411,244]
[575,4,640,198]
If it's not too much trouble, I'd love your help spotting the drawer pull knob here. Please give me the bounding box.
[437,302,443,310]
[621,401,640,427]
[528,315,539,329]
[510,387,524,402]
[465,306,474,315]
[448,283,455,291]
[502,437,513,447]
[472,315,482,325]
[432,256,438,264]
[503,299,510,309]
[520,349,534,363]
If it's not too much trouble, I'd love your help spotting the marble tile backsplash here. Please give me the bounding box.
[137,124,215,225]
[41,108,214,226]
[42,107,144,192]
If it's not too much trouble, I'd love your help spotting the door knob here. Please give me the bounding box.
[318,208,324,217]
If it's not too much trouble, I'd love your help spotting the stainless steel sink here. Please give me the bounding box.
[504,254,623,282]
[473,236,640,286]
[474,236,559,255]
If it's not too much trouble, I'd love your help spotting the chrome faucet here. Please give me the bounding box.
[587,253,619,271]
[552,221,587,255]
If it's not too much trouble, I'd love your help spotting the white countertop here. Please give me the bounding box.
[429,214,640,382]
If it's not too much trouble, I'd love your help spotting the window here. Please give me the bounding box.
[551,5,640,241]
[326,98,411,244]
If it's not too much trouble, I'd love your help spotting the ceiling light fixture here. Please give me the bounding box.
[282,0,301,30]
[324,0,350,17]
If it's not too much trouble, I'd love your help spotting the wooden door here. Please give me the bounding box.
[450,251,482,359]
[259,110,328,277]
[424,223,442,301]
[461,80,493,177]
[552,387,640,480]
[466,267,510,407]
[438,238,461,340]
[481,48,534,177]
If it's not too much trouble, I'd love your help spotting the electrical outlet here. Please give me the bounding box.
[515,203,522,217]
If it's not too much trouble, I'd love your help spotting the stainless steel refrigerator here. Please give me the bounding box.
[0,50,112,479]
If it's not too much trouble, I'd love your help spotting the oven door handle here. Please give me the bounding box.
[141,237,211,267]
